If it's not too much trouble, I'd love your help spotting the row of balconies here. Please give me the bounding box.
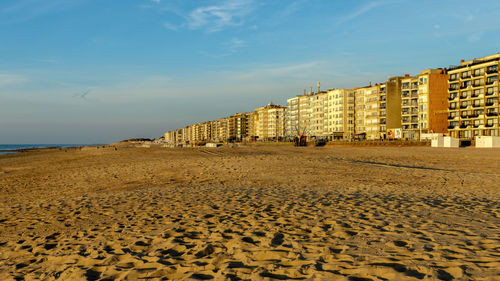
[450,102,498,110]
[449,91,498,101]
[449,66,498,80]
[448,124,497,130]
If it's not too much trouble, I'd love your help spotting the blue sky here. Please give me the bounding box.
[1,0,500,144]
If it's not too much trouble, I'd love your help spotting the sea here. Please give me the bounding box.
[0,144,98,155]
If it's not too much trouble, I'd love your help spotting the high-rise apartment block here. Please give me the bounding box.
[324,89,355,140]
[249,102,286,141]
[447,54,499,139]
[401,70,448,140]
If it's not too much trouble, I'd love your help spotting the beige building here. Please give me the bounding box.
[310,90,327,137]
[400,70,448,140]
[285,86,324,138]
[354,87,367,139]
[212,117,229,142]
[400,75,419,139]
[353,77,403,140]
[362,84,382,140]
[250,102,286,141]
[285,96,299,137]
[298,93,312,136]
[227,113,249,142]
[324,89,355,140]
[448,53,499,139]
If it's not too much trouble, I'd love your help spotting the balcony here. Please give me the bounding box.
[461,75,471,79]
[487,68,498,74]
[486,80,498,85]
[472,83,484,88]
[448,125,456,130]
[472,72,484,77]
[472,124,480,128]
[459,124,469,129]
[460,84,471,89]
[449,76,458,82]
[448,96,457,101]
[460,104,469,109]
[449,106,457,110]
[485,124,495,128]
[472,103,482,108]
[448,87,459,92]
[486,102,497,107]
[486,112,499,116]
[447,115,456,120]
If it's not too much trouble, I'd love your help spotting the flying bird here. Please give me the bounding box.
[73,90,90,100]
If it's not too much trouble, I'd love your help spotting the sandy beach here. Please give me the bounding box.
[0,145,499,280]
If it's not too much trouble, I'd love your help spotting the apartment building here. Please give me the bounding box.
[251,102,286,141]
[285,86,326,138]
[400,75,419,139]
[324,89,355,140]
[247,111,258,141]
[385,76,404,133]
[227,113,248,142]
[448,53,500,139]
[211,117,229,142]
[401,70,448,140]
[419,69,448,135]
[285,96,299,137]
[297,93,312,136]
[353,77,403,140]
[362,84,382,140]
[310,90,327,137]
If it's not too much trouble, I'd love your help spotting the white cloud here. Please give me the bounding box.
[163,21,180,31]
[155,0,255,32]
[187,0,254,32]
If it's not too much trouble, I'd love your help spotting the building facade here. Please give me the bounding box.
[251,102,286,141]
[324,89,355,140]
[448,54,499,139]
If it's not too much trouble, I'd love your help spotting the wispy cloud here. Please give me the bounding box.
[32,58,60,65]
[198,37,245,58]
[336,2,381,26]
[187,0,254,32]
[0,0,79,24]
[335,0,403,27]
[230,61,324,80]
[0,74,28,86]
[153,0,255,33]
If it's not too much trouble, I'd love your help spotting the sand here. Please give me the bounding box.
[0,145,499,280]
